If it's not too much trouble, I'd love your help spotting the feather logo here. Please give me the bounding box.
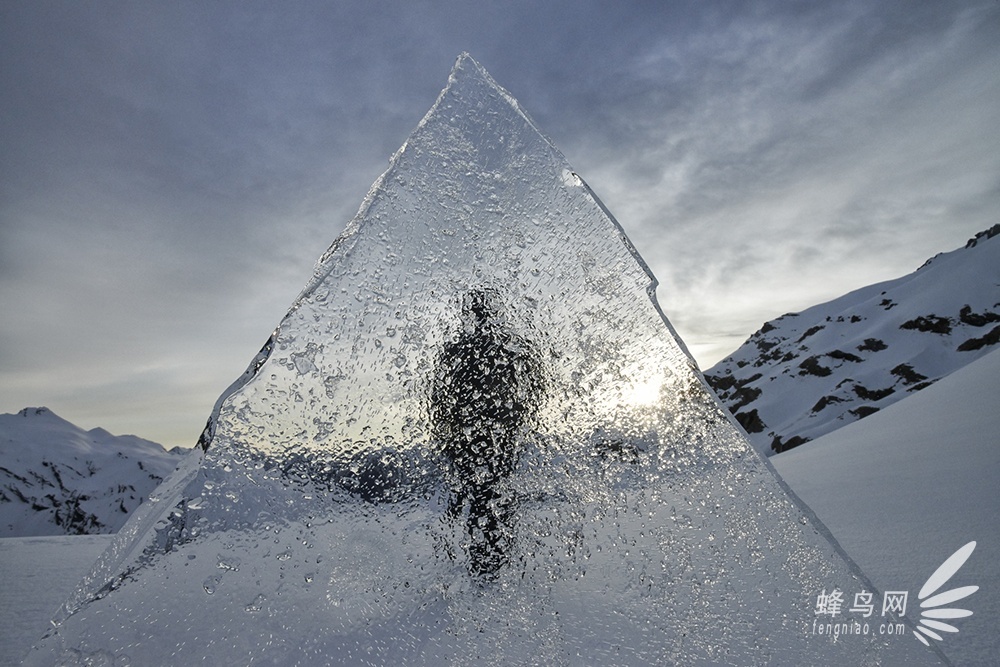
[912,541,978,647]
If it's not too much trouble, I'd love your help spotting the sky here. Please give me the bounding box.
[2,1,999,449]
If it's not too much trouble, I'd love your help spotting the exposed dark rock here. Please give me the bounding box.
[852,384,895,401]
[705,373,762,407]
[798,356,832,377]
[51,492,103,535]
[900,315,953,335]
[759,321,776,334]
[734,409,766,434]
[826,349,863,363]
[857,338,888,352]
[766,346,787,358]
[730,385,762,411]
[879,299,897,310]
[891,363,928,385]
[795,325,825,344]
[957,324,1000,352]
[705,373,736,393]
[771,434,810,454]
[756,339,778,353]
[850,315,863,323]
[965,223,1000,249]
[46,462,68,492]
[0,465,30,485]
[917,253,944,271]
[958,305,1000,328]
[850,405,880,419]
[811,395,844,413]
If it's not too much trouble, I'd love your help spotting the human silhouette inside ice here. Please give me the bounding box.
[430,288,543,578]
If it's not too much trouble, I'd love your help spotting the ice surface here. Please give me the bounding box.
[24,54,946,665]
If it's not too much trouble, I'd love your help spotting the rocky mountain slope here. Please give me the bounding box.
[0,407,185,536]
[705,224,1000,455]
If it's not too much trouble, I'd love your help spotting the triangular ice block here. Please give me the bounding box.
[26,54,944,666]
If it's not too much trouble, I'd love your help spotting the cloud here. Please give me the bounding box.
[558,2,1000,365]
[2,1,998,445]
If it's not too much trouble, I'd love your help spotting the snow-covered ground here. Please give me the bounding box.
[0,534,114,666]
[773,346,1000,666]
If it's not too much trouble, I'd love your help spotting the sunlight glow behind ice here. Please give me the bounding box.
[24,54,943,666]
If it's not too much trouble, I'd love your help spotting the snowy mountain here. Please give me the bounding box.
[705,224,1000,455]
[0,407,184,536]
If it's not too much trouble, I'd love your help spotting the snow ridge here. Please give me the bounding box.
[705,224,1000,455]
[0,407,184,536]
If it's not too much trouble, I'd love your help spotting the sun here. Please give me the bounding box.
[628,375,664,407]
